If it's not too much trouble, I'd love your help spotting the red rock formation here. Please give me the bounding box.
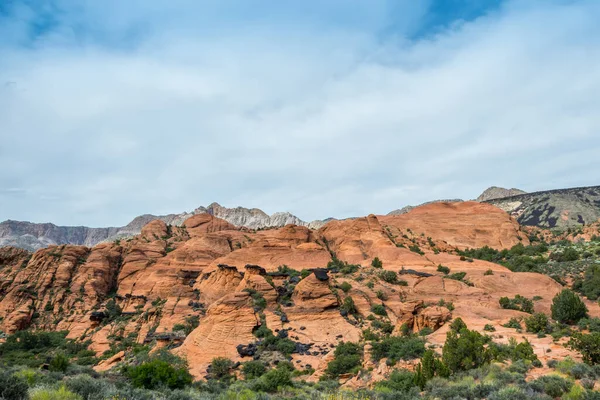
[380,201,529,250]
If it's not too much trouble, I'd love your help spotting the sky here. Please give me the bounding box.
[1,0,599,227]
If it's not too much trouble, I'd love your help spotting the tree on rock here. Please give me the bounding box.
[551,289,588,325]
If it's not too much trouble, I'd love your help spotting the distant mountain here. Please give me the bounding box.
[0,203,329,251]
[483,185,600,229]
[387,199,464,216]
[476,186,527,202]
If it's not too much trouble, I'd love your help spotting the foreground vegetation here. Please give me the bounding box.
[4,307,600,400]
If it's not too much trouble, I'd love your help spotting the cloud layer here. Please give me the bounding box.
[1,0,599,226]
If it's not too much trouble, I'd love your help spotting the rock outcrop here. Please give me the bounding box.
[0,200,591,383]
[476,186,526,202]
[484,185,600,229]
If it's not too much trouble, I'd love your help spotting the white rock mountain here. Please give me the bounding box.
[0,202,329,251]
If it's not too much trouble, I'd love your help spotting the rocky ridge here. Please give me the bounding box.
[476,186,527,202]
[484,185,600,229]
[0,202,330,251]
[0,200,586,384]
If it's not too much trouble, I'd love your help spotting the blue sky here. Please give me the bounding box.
[1,0,599,226]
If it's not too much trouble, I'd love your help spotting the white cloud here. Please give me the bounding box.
[0,0,599,226]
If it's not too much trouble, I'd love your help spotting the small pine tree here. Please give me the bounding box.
[551,289,588,324]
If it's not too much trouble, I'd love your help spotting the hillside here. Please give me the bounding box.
[484,185,600,229]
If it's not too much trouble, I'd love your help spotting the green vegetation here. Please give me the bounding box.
[551,289,588,324]
[125,358,193,389]
[437,265,450,274]
[338,281,352,293]
[409,244,425,255]
[442,318,491,373]
[525,313,550,334]
[499,295,534,313]
[324,342,363,378]
[370,335,426,365]
[379,270,399,284]
[371,304,387,316]
[371,257,383,268]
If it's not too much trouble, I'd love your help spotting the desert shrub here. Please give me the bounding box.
[578,265,600,300]
[512,340,541,365]
[484,269,494,276]
[371,304,387,316]
[325,342,362,378]
[525,313,550,334]
[370,335,425,364]
[552,289,588,324]
[579,318,600,332]
[29,386,81,400]
[0,371,28,400]
[376,290,388,301]
[502,318,522,330]
[65,374,113,400]
[340,296,357,316]
[339,282,352,293]
[0,331,87,369]
[126,359,193,389]
[499,295,534,313]
[327,259,360,274]
[49,353,70,373]
[242,361,266,379]
[437,265,450,274]
[375,369,417,392]
[379,271,399,284]
[409,244,424,255]
[255,365,292,392]
[371,257,383,268]
[530,374,573,398]
[437,299,454,311]
[569,332,600,365]
[550,247,579,262]
[483,324,496,332]
[442,319,490,373]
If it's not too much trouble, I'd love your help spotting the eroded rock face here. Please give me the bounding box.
[380,201,529,250]
[0,203,585,383]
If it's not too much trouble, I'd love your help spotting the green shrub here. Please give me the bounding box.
[502,318,522,330]
[126,359,193,389]
[551,289,588,324]
[242,361,266,380]
[65,374,112,400]
[29,386,81,400]
[499,295,534,313]
[568,332,600,365]
[484,269,494,276]
[375,369,417,392]
[376,290,388,301]
[442,319,490,373]
[525,313,549,334]
[0,371,28,400]
[579,265,600,300]
[371,257,383,268]
[409,244,424,255]
[370,335,425,364]
[340,296,357,316]
[256,365,292,392]
[49,353,70,373]
[530,374,573,398]
[379,271,399,284]
[339,282,352,293]
[483,324,496,332]
[325,342,362,377]
[371,304,387,316]
[437,265,450,274]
